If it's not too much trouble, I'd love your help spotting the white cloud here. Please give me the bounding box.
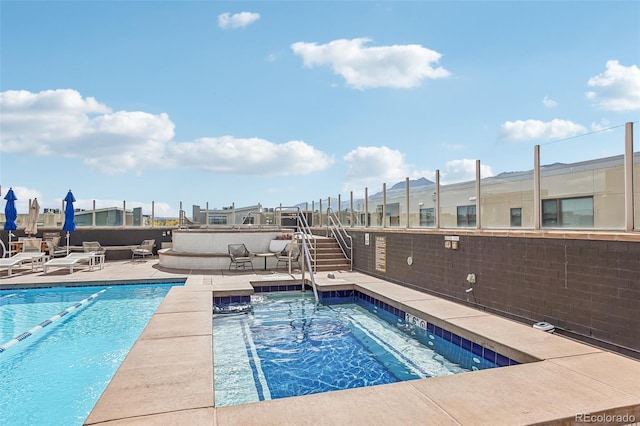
[342,146,428,195]
[499,119,587,142]
[0,89,174,174]
[218,12,260,29]
[167,136,334,176]
[590,118,611,132]
[543,95,557,108]
[586,60,640,111]
[0,89,334,178]
[291,38,450,89]
[440,159,494,185]
[341,147,493,195]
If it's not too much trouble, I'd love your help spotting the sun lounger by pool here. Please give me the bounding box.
[43,252,97,275]
[0,252,47,277]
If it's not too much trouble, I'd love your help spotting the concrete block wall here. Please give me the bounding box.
[349,229,640,358]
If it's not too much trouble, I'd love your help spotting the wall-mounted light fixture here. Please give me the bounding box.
[466,273,476,284]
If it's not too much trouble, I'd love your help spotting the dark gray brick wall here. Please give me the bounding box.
[350,230,640,357]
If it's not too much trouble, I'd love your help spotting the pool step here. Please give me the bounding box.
[311,238,351,272]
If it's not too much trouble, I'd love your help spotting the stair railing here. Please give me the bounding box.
[275,206,318,273]
[326,208,353,271]
[178,210,194,229]
[296,230,319,303]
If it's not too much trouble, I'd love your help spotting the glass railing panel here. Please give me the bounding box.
[367,187,384,227]
[408,185,437,228]
[481,174,534,229]
[439,182,476,229]
[540,128,625,230]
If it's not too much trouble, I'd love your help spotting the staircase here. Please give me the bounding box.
[311,237,351,272]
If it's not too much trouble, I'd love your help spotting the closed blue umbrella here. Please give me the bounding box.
[63,190,76,254]
[3,188,18,257]
[3,188,17,231]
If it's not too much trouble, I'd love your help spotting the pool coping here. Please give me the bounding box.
[84,271,640,425]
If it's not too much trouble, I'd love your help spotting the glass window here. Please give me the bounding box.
[457,205,476,227]
[560,197,594,227]
[542,199,558,226]
[510,208,522,227]
[542,197,593,228]
[210,215,227,225]
[387,203,400,227]
[420,208,435,227]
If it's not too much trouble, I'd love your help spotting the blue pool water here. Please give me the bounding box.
[0,283,181,426]
[214,293,472,406]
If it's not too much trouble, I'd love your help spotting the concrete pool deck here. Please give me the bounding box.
[1,260,639,425]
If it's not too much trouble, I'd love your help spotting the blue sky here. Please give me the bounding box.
[1,1,639,217]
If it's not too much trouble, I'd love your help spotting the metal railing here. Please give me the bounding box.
[296,230,318,303]
[327,208,352,271]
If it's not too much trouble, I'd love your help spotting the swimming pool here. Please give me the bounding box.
[0,283,182,426]
[214,292,494,407]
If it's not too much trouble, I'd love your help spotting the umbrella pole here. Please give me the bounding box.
[8,232,13,257]
[66,232,70,256]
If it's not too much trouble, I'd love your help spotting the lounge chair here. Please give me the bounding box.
[228,244,254,271]
[0,252,47,277]
[131,239,155,261]
[275,243,301,271]
[43,252,95,275]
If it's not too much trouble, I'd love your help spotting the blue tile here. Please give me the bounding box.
[496,353,510,367]
[509,359,520,366]
[483,348,496,364]
[461,337,472,351]
[451,334,461,346]
[442,330,452,342]
[434,326,443,337]
[472,343,483,357]
[426,323,434,333]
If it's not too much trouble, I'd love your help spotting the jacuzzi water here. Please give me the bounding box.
[213,293,471,407]
[0,283,180,426]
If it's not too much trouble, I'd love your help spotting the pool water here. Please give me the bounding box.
[0,283,180,426]
[213,293,469,407]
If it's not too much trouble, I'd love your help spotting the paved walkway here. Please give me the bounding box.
[1,260,639,425]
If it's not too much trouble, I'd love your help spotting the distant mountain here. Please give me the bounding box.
[389,177,434,190]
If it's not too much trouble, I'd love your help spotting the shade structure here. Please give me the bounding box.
[3,188,17,232]
[63,190,76,253]
[25,198,40,236]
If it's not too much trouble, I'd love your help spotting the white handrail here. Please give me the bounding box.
[296,231,318,303]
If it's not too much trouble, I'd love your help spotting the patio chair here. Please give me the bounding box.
[43,252,95,275]
[228,244,254,271]
[83,241,106,256]
[20,237,43,253]
[44,234,68,258]
[276,242,301,271]
[132,239,155,261]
